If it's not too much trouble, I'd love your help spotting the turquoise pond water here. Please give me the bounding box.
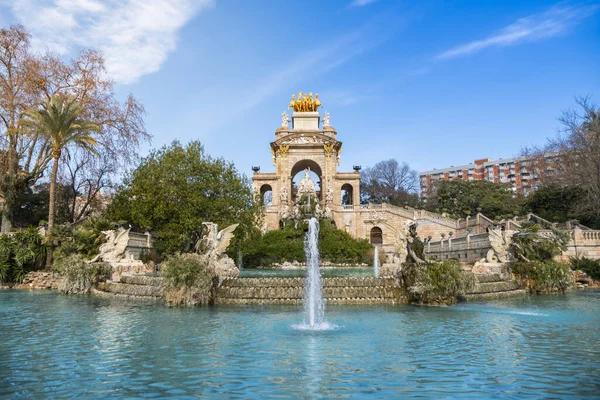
[1,291,599,399]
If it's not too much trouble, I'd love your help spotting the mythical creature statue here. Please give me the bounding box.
[486,228,513,263]
[89,228,134,264]
[195,222,240,281]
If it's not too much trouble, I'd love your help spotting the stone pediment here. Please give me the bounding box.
[273,132,339,147]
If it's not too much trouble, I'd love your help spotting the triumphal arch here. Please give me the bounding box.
[252,93,458,259]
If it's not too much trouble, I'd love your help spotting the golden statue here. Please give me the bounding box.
[278,144,290,155]
[314,94,321,109]
[289,92,322,112]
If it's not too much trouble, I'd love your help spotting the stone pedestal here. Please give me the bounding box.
[292,112,320,130]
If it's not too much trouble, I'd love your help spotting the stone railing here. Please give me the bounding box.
[580,230,600,241]
[426,233,492,263]
[413,209,459,228]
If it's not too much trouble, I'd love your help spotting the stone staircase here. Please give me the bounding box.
[462,273,527,301]
[94,275,164,300]
[215,276,406,305]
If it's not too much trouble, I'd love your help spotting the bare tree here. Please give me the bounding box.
[361,159,419,206]
[0,25,149,232]
[553,97,600,221]
[522,96,600,225]
[59,146,115,223]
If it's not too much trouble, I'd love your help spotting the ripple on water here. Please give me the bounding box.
[1,291,600,398]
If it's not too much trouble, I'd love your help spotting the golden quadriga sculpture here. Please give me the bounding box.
[288,92,322,112]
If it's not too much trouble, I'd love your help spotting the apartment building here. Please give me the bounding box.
[420,155,556,197]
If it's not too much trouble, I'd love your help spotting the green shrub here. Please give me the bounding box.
[53,254,110,294]
[511,224,569,263]
[508,261,573,294]
[569,257,600,280]
[0,227,48,284]
[401,260,475,305]
[318,221,373,264]
[241,220,372,268]
[161,253,217,306]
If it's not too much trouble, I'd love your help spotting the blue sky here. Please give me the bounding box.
[2,0,599,177]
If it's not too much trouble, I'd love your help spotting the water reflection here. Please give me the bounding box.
[1,292,599,398]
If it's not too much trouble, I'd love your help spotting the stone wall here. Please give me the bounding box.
[216,276,406,305]
[556,229,600,262]
[17,271,61,290]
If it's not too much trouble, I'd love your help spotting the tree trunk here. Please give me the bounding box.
[1,214,12,232]
[47,155,60,235]
[45,154,60,269]
[1,135,19,233]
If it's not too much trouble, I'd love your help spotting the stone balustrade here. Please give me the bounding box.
[426,233,492,263]
[581,231,600,241]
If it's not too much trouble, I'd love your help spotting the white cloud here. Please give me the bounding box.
[4,0,214,84]
[436,3,599,61]
[350,0,377,7]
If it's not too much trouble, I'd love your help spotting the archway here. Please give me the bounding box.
[370,226,383,245]
[260,184,273,206]
[290,160,323,202]
[341,183,353,206]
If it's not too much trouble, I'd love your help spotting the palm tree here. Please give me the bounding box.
[23,96,100,236]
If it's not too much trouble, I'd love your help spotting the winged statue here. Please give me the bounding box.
[195,223,239,258]
[194,222,240,282]
[89,228,131,263]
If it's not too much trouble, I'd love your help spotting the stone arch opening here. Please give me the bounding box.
[370,226,383,245]
[290,160,323,202]
[341,183,354,206]
[260,184,273,206]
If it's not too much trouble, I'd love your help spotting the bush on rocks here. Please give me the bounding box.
[569,257,600,281]
[400,260,475,305]
[161,253,217,306]
[53,254,110,294]
[508,261,573,294]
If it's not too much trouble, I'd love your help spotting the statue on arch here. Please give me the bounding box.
[297,167,317,198]
[280,186,288,202]
[281,111,290,128]
[326,187,334,203]
[323,111,331,127]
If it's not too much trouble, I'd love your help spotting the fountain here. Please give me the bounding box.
[304,217,325,328]
[293,217,334,330]
[373,245,380,277]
